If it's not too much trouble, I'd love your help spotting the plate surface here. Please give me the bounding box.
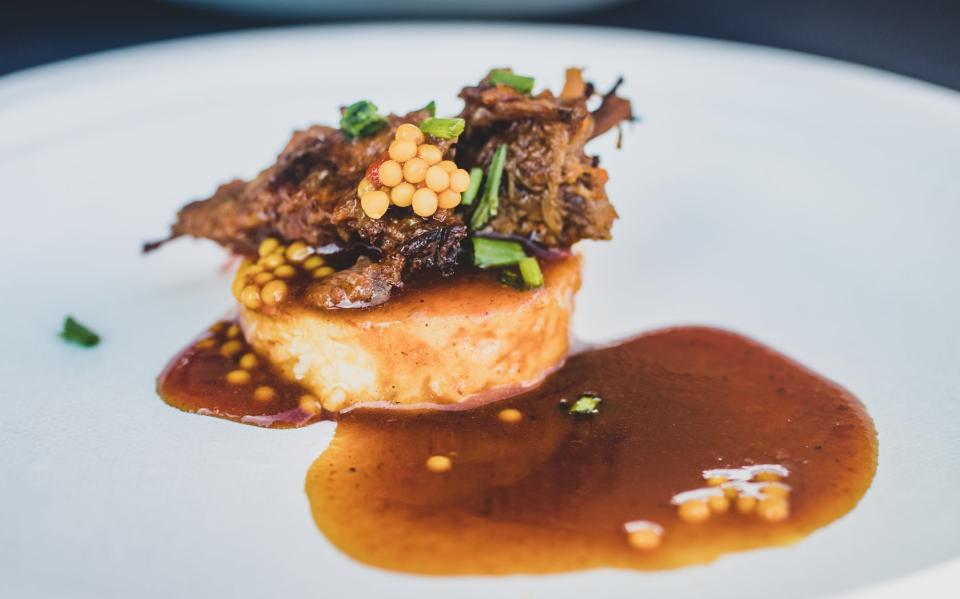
[1,24,958,599]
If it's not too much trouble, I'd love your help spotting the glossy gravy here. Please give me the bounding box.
[159,325,876,574]
[305,327,876,573]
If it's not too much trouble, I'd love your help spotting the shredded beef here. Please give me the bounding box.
[146,69,631,308]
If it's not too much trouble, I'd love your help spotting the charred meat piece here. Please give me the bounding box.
[456,68,629,247]
[146,69,631,308]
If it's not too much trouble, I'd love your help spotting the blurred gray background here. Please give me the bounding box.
[2,0,958,90]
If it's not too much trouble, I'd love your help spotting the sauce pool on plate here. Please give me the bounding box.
[159,325,876,573]
[305,327,877,574]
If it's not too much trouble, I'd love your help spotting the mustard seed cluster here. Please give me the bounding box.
[232,238,334,310]
[671,464,792,524]
[358,123,472,219]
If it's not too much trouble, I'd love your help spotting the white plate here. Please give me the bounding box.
[1,24,958,599]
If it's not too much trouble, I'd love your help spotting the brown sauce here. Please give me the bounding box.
[305,327,877,574]
[158,321,328,428]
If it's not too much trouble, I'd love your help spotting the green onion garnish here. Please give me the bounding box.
[422,100,436,117]
[419,117,466,139]
[60,316,100,348]
[472,237,527,268]
[340,100,388,139]
[470,143,508,230]
[460,167,484,206]
[489,69,535,94]
[518,257,544,288]
[568,394,602,415]
[498,268,525,290]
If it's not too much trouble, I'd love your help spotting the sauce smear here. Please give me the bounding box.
[306,327,876,574]
[158,321,325,428]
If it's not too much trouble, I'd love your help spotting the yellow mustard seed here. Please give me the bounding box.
[437,189,461,210]
[299,394,322,415]
[220,339,244,358]
[313,266,335,278]
[258,238,279,257]
[756,496,790,522]
[357,177,376,196]
[762,484,790,498]
[498,408,523,424]
[707,493,730,514]
[285,241,311,263]
[253,386,276,402]
[736,495,758,515]
[426,455,452,473]
[395,123,424,144]
[260,253,285,270]
[302,256,325,271]
[261,280,288,306]
[706,475,727,487]
[254,271,275,285]
[238,353,258,370]
[225,324,240,339]
[412,188,438,217]
[417,143,442,165]
[402,157,428,184]
[754,470,781,482]
[240,285,261,310]
[378,160,403,187]
[195,338,216,350]
[449,168,471,193]
[273,264,296,279]
[388,139,417,162]
[360,190,390,219]
[226,369,251,385]
[425,164,450,192]
[678,500,710,523]
[627,527,662,551]
[390,182,415,207]
[437,160,457,174]
[208,321,228,334]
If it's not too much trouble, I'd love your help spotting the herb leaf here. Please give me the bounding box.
[568,394,602,415]
[518,257,544,288]
[60,316,100,347]
[489,69,535,94]
[419,117,466,139]
[460,167,484,206]
[422,100,436,117]
[340,100,388,139]
[470,143,508,230]
[472,237,527,268]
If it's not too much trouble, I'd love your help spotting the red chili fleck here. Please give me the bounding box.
[366,157,386,188]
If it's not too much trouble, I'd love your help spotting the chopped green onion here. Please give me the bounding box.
[498,267,525,290]
[340,100,388,139]
[568,394,602,415]
[460,167,484,206]
[489,69,535,94]
[470,143,508,230]
[472,237,527,268]
[419,117,465,139]
[60,316,100,347]
[518,257,544,288]
[422,100,436,117]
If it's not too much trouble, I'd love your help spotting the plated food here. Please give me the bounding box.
[149,68,876,574]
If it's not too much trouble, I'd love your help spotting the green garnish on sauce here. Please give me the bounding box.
[422,100,437,117]
[489,69,535,94]
[60,316,100,348]
[470,143,508,230]
[419,117,466,139]
[518,257,544,288]
[472,237,527,268]
[568,394,602,415]
[340,100,388,139]
[460,167,484,206]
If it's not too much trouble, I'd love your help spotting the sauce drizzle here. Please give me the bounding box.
[305,327,877,574]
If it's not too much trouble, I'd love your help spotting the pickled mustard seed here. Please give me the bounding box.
[59,316,100,347]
